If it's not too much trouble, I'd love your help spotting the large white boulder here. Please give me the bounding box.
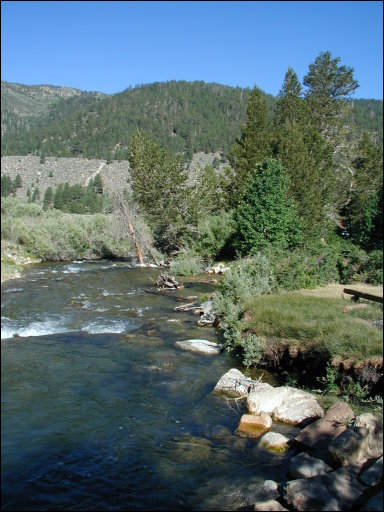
[247,385,324,426]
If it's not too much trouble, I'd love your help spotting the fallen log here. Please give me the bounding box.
[343,288,383,304]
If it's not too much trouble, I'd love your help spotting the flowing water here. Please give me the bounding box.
[2,261,300,511]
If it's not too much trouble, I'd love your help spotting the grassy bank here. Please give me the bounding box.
[212,256,383,401]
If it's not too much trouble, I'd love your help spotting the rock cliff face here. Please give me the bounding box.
[1,155,131,203]
[1,152,227,205]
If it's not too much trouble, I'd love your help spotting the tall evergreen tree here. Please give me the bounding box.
[273,67,333,234]
[228,86,273,205]
[128,131,190,252]
[43,186,54,210]
[303,51,360,218]
[274,67,303,126]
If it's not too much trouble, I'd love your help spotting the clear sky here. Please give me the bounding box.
[1,1,383,99]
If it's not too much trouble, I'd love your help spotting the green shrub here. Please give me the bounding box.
[361,250,383,285]
[195,210,236,260]
[213,254,274,357]
[264,241,341,291]
[169,251,205,275]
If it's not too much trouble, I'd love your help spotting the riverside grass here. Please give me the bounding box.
[243,293,383,361]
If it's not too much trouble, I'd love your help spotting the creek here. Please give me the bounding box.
[1,260,300,511]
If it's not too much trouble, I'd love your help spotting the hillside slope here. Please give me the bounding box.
[1,81,106,138]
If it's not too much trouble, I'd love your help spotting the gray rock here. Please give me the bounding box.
[288,452,333,479]
[355,414,384,459]
[294,401,355,450]
[213,368,257,397]
[328,426,371,466]
[360,456,383,486]
[175,339,222,355]
[247,385,324,426]
[283,464,366,511]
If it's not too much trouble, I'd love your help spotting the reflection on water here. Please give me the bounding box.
[1,261,297,511]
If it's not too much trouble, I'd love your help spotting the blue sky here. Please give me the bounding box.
[1,1,383,99]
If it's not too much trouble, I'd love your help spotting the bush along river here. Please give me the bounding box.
[2,260,300,511]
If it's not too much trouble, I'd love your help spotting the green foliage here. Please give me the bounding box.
[1,197,135,261]
[213,254,274,359]
[343,133,383,250]
[194,210,236,260]
[52,177,105,214]
[317,363,340,395]
[233,158,303,255]
[228,86,273,205]
[264,239,341,290]
[169,252,205,276]
[128,130,190,253]
[1,174,22,197]
[43,186,54,210]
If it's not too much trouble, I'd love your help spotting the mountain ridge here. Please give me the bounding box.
[1,79,382,161]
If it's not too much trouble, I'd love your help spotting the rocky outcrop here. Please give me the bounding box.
[294,401,355,450]
[197,299,216,326]
[213,370,383,512]
[283,464,366,511]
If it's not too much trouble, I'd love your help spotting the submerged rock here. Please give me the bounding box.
[259,432,290,452]
[175,339,222,355]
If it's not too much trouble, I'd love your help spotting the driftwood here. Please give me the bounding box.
[174,302,199,312]
[175,295,198,302]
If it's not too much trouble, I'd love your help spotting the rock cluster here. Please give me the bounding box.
[214,368,383,511]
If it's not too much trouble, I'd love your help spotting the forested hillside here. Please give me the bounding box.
[1,81,106,138]
[2,80,381,162]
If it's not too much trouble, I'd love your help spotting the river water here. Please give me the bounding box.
[1,261,300,511]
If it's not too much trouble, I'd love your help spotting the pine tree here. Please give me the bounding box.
[43,186,54,210]
[128,130,189,252]
[273,67,333,234]
[228,86,273,206]
[303,51,360,216]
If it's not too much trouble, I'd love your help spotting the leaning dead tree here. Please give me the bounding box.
[109,190,160,266]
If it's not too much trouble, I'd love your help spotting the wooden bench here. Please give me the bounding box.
[343,288,383,304]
